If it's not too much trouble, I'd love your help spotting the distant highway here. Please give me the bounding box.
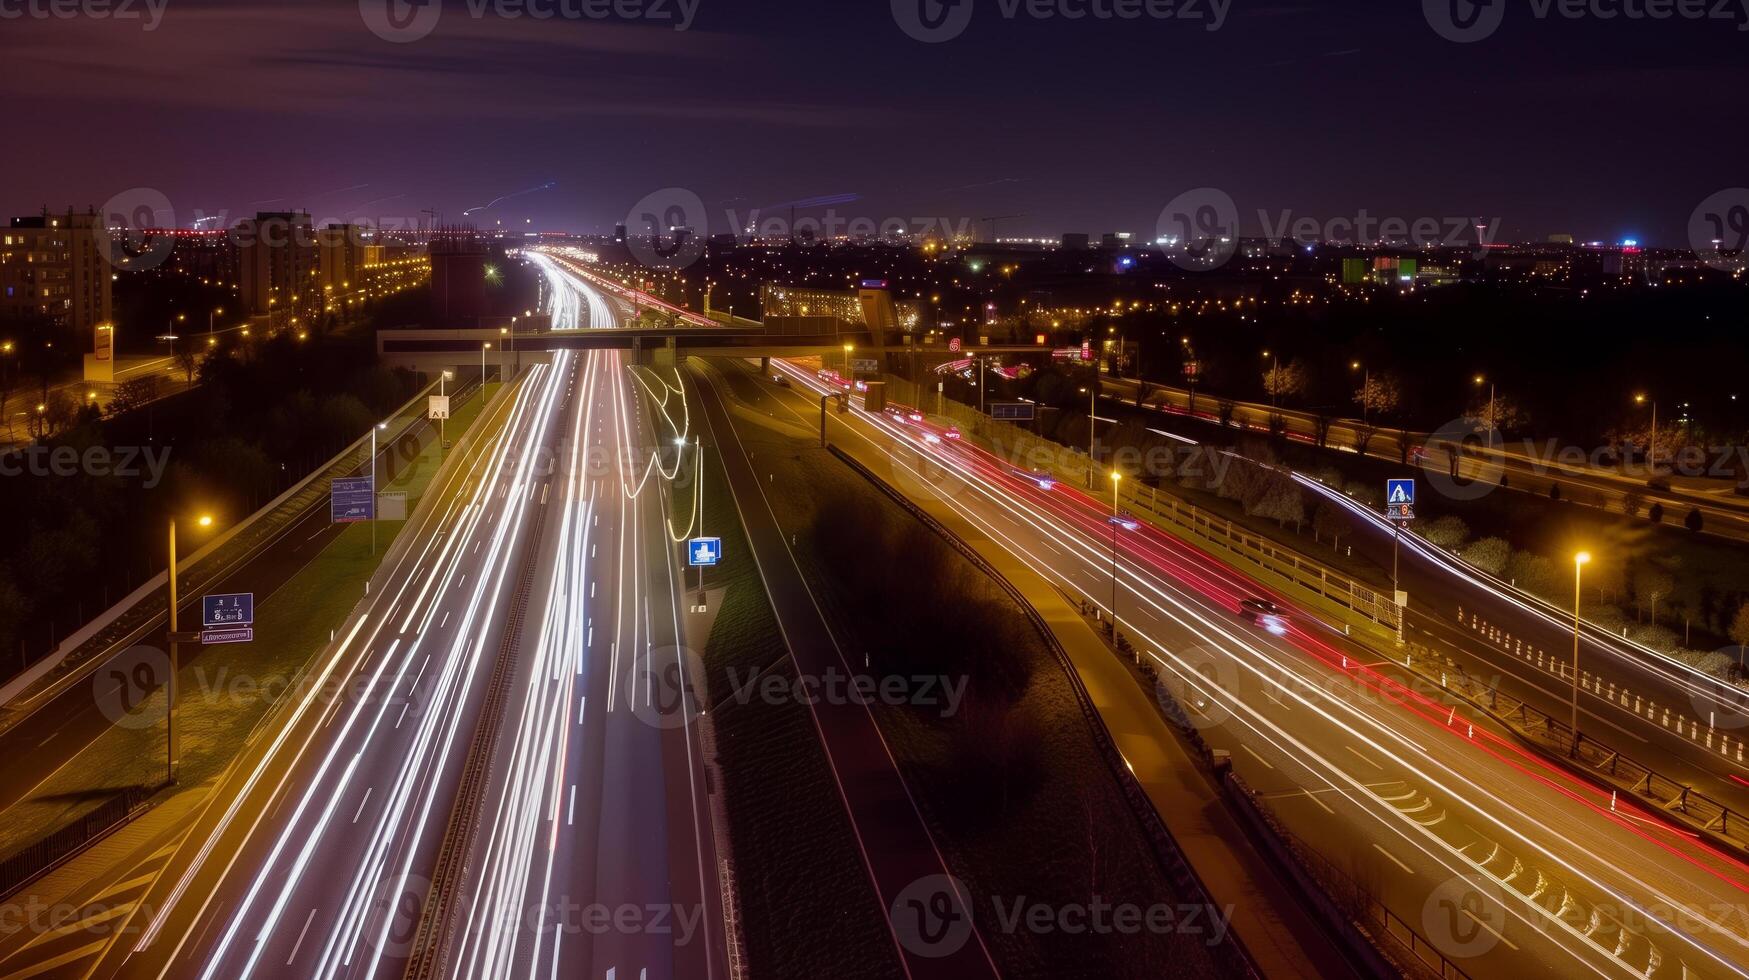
[742,356,1749,980]
[1099,375,1749,542]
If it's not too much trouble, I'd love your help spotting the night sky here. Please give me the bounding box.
[2,0,1744,246]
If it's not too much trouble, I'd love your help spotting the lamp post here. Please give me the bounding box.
[440,370,452,447]
[500,326,510,381]
[1352,360,1372,425]
[1474,375,1497,450]
[1571,551,1591,750]
[483,342,492,385]
[370,422,387,556]
[166,513,214,784]
[1110,470,1122,647]
[1263,350,1279,407]
[1635,394,1658,475]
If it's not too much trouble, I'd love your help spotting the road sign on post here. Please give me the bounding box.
[201,628,254,645]
[428,395,451,420]
[688,537,723,567]
[332,477,376,523]
[1385,478,1416,522]
[990,402,1036,421]
[850,358,878,374]
[201,593,254,628]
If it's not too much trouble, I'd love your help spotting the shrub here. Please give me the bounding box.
[1461,537,1511,576]
[1420,515,1470,550]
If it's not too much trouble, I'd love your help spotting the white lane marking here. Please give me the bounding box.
[439,611,450,629]
[1346,745,1383,770]
[1303,789,1335,814]
[1372,843,1414,875]
[1240,744,1275,770]
[352,788,373,824]
[567,785,576,826]
[286,908,318,964]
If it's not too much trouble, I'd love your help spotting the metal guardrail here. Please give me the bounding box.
[875,373,1399,632]
[829,444,1262,980]
[1400,639,1749,854]
[0,785,154,899]
[1225,772,1472,980]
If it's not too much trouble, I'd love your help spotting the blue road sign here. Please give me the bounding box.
[688,537,723,567]
[332,477,376,523]
[202,593,254,628]
[1386,479,1416,506]
[990,402,1036,421]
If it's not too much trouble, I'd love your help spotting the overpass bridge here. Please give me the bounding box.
[376,325,1055,374]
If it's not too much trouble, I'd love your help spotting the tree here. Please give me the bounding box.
[1638,565,1676,625]
[1353,373,1403,419]
[1685,507,1704,533]
[1352,424,1378,456]
[1261,358,1309,404]
[1465,393,1527,434]
[1311,414,1333,449]
[1622,490,1645,518]
[172,335,203,384]
[1461,537,1511,576]
[1730,602,1749,670]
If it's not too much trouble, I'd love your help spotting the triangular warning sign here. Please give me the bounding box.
[1388,483,1412,504]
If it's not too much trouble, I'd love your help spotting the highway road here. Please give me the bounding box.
[46,261,728,980]
[1099,375,1749,542]
[0,376,481,818]
[740,355,1749,980]
[437,256,726,979]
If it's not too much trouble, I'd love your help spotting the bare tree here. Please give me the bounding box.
[172,335,202,384]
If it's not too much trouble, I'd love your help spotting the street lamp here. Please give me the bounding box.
[483,341,492,384]
[843,342,854,376]
[166,511,216,784]
[370,422,388,556]
[501,326,511,380]
[1634,394,1658,475]
[1263,349,1280,407]
[1110,470,1123,647]
[440,370,453,448]
[1569,551,1591,750]
[1351,360,1372,424]
[1474,375,1496,448]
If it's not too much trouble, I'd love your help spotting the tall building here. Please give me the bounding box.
[235,211,318,329]
[318,224,365,299]
[0,208,113,341]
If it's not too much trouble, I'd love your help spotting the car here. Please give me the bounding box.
[773,374,790,387]
[1238,598,1287,633]
[943,426,962,440]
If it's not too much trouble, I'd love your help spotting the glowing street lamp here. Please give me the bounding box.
[166,511,217,783]
[1570,551,1591,749]
[1110,470,1123,647]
